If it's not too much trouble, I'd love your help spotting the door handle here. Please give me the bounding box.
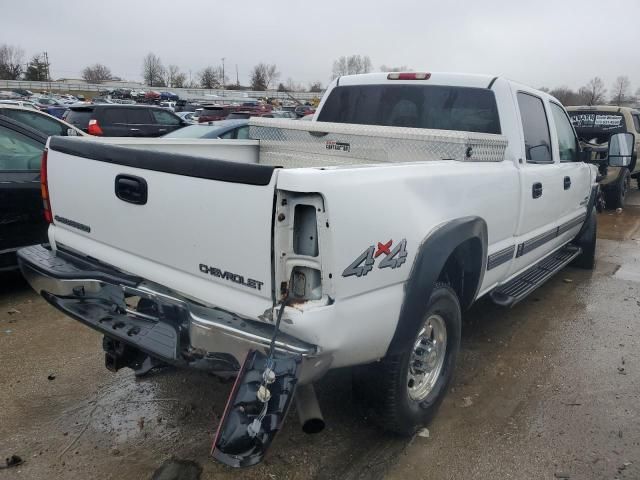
[564,176,571,190]
[532,182,543,199]
[129,128,140,131]
[158,128,167,133]
[115,174,147,205]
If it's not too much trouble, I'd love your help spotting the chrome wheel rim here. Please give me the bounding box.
[407,314,447,402]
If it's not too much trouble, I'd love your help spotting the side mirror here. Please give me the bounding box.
[608,132,635,167]
[67,128,79,136]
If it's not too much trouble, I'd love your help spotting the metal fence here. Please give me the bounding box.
[0,79,323,101]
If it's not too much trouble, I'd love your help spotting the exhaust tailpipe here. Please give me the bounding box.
[295,383,325,434]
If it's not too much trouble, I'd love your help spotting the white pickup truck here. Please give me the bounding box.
[18,72,635,467]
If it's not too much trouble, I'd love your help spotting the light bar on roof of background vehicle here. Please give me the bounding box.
[387,72,431,80]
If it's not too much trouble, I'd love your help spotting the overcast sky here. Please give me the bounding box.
[2,0,639,92]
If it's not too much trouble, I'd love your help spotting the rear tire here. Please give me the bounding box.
[572,207,597,270]
[354,284,461,435]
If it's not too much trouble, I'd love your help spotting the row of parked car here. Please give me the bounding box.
[0,103,268,271]
[0,97,317,270]
[4,91,636,275]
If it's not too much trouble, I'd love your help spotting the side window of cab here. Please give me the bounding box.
[549,102,578,162]
[517,92,553,163]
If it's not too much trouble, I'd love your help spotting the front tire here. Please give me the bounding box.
[357,284,461,435]
[605,168,630,209]
[572,207,597,270]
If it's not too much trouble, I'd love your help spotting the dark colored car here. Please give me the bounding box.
[175,100,201,113]
[160,91,179,101]
[65,105,186,137]
[240,101,272,114]
[0,116,48,270]
[294,105,316,117]
[162,120,250,139]
[198,105,236,123]
[12,89,33,98]
[31,97,68,119]
[226,111,254,120]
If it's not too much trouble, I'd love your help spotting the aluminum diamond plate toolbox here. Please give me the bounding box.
[249,118,508,168]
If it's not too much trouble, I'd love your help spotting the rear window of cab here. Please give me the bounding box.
[317,84,501,134]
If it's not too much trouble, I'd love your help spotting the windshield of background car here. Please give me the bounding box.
[568,111,627,137]
[202,107,229,116]
[163,125,217,138]
[0,125,43,170]
[318,84,501,134]
[0,109,68,136]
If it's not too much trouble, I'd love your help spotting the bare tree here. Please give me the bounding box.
[549,86,580,106]
[332,57,348,78]
[173,72,187,88]
[308,81,323,93]
[610,76,631,105]
[142,53,165,87]
[578,77,607,105]
[380,65,410,72]
[249,63,279,90]
[81,64,113,84]
[250,64,267,91]
[285,77,301,92]
[165,64,180,88]
[332,55,373,78]
[0,44,25,80]
[199,66,221,89]
[24,54,50,81]
[264,64,280,89]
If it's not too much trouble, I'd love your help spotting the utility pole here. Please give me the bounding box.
[236,64,239,87]
[221,57,225,92]
[43,51,51,89]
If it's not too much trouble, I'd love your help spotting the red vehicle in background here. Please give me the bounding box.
[240,100,272,115]
[295,104,316,117]
[197,105,237,122]
[144,91,161,101]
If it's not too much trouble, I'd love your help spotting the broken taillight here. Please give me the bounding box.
[41,149,53,223]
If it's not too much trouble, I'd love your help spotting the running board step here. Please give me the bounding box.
[490,245,582,307]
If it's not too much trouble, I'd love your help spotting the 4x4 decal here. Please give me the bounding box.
[342,239,408,277]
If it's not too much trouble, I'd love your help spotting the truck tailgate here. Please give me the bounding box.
[45,137,277,319]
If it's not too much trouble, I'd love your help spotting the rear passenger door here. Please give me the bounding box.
[549,102,591,229]
[513,91,564,271]
[149,109,183,136]
[101,108,130,136]
[126,108,154,137]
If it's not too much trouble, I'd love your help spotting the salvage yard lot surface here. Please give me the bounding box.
[2,195,640,479]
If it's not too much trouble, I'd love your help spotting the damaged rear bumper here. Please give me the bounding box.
[17,245,328,383]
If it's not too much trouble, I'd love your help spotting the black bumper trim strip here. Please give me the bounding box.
[487,245,515,270]
[516,213,588,258]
